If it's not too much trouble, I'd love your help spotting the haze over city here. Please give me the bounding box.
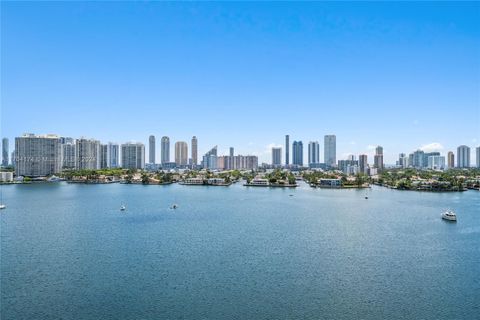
[1,2,479,163]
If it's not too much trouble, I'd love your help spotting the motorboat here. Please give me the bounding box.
[120,204,126,211]
[0,204,6,210]
[170,204,178,210]
[442,209,456,221]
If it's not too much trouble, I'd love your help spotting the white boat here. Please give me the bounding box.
[0,204,6,210]
[442,209,457,221]
[120,204,126,211]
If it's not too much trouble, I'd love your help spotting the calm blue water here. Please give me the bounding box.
[1,182,479,319]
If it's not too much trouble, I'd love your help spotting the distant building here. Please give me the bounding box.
[202,146,217,170]
[292,141,303,166]
[285,135,290,166]
[0,171,13,182]
[108,143,120,168]
[149,135,156,164]
[374,146,384,171]
[359,154,368,174]
[76,138,101,170]
[428,155,445,170]
[397,153,407,168]
[191,136,198,166]
[272,147,282,167]
[324,135,336,168]
[224,154,258,170]
[2,138,9,166]
[412,150,425,168]
[161,136,170,164]
[424,152,440,168]
[15,133,62,177]
[457,145,470,168]
[476,147,480,168]
[308,141,319,167]
[338,159,359,175]
[121,142,145,169]
[447,151,454,169]
[229,147,234,157]
[62,141,76,170]
[100,144,109,169]
[175,141,188,166]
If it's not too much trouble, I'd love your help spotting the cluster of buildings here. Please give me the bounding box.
[395,145,475,171]
[0,134,258,177]
[1,134,479,178]
[271,135,480,176]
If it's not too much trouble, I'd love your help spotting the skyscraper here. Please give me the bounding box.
[447,151,454,168]
[285,135,290,166]
[191,136,198,166]
[15,134,62,177]
[76,138,101,170]
[324,135,336,168]
[457,145,470,168]
[272,147,282,167]
[202,146,217,169]
[62,140,76,170]
[229,147,234,157]
[149,135,156,164]
[292,141,303,166]
[476,147,480,168]
[308,141,319,166]
[100,144,109,169]
[359,154,368,174]
[161,136,170,164]
[2,138,9,166]
[374,145,384,171]
[412,150,425,168]
[121,142,145,169]
[175,141,188,166]
[108,143,120,168]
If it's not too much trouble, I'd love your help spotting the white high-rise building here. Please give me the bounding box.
[121,142,145,169]
[457,145,470,168]
[76,138,101,170]
[324,135,336,168]
[175,141,188,166]
[62,141,76,170]
[161,136,170,164]
[428,155,445,170]
[15,133,62,177]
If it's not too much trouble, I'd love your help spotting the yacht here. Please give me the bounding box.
[0,204,6,210]
[442,209,456,221]
[120,204,126,211]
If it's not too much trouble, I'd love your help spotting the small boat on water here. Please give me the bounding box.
[170,204,178,210]
[120,204,126,211]
[0,204,6,210]
[442,209,457,221]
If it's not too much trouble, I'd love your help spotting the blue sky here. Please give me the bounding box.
[1,2,479,164]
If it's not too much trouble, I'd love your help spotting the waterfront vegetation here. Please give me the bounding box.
[6,167,480,192]
[264,169,297,185]
[377,168,480,191]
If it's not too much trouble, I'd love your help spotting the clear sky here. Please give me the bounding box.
[1,1,479,164]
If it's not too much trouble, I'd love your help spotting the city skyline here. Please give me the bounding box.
[1,2,478,165]
[3,133,479,170]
